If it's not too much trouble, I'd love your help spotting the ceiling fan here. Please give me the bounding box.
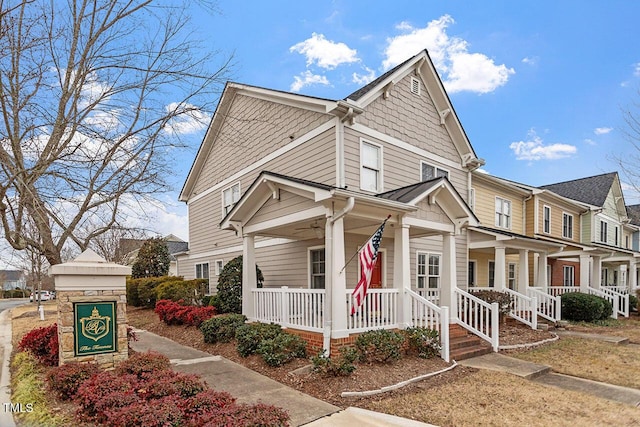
[294,220,324,239]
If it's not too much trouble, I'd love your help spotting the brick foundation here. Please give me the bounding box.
[285,328,373,358]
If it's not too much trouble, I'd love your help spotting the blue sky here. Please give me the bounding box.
[149,0,640,239]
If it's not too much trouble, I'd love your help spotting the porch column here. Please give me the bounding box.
[517,249,529,294]
[494,246,506,291]
[591,256,602,289]
[630,262,638,290]
[329,217,348,338]
[536,252,548,290]
[393,219,411,328]
[242,234,256,320]
[579,254,591,292]
[441,233,457,321]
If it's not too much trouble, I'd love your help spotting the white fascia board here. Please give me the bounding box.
[243,206,328,235]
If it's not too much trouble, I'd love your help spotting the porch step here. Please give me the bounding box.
[449,324,492,361]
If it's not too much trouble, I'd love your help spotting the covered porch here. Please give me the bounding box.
[219,172,479,360]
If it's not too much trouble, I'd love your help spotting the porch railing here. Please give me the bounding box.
[602,285,629,294]
[455,288,499,352]
[252,287,325,332]
[527,287,561,322]
[599,287,628,318]
[416,288,441,306]
[346,288,398,332]
[407,289,450,362]
[503,288,537,330]
[547,286,581,297]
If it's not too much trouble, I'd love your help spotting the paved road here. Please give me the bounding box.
[0,299,27,427]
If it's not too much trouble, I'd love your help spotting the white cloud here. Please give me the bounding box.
[522,56,538,65]
[163,102,211,136]
[634,62,640,77]
[352,67,376,85]
[289,33,359,69]
[621,182,640,204]
[290,71,330,92]
[382,16,514,94]
[509,130,577,161]
[584,138,597,146]
[594,127,612,135]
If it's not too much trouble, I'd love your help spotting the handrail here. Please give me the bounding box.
[406,289,450,362]
[503,288,537,330]
[454,288,499,352]
[587,288,619,319]
[527,287,561,322]
[599,287,629,318]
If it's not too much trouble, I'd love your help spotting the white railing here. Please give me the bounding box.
[416,288,440,306]
[599,287,628,318]
[586,288,619,319]
[346,288,399,332]
[252,287,325,332]
[455,288,499,352]
[407,289,450,362]
[602,285,629,294]
[503,288,537,330]
[527,287,561,322]
[547,286,581,297]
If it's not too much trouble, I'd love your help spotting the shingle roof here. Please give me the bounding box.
[376,177,444,203]
[346,54,417,101]
[540,172,617,207]
[627,204,640,226]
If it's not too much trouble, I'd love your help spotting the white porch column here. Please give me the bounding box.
[242,234,256,320]
[329,217,348,338]
[393,219,411,328]
[579,254,591,292]
[630,262,638,290]
[536,252,548,290]
[494,246,506,291]
[517,249,529,294]
[441,233,457,321]
[591,255,602,289]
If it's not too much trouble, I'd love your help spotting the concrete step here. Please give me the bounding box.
[450,335,485,350]
[450,343,492,361]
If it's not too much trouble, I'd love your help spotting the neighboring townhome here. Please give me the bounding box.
[178,50,489,360]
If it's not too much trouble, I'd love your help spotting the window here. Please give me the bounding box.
[468,260,476,287]
[309,248,325,289]
[563,266,574,286]
[562,213,573,239]
[613,270,618,286]
[508,263,517,290]
[601,267,608,286]
[214,260,224,276]
[222,183,241,216]
[615,226,619,246]
[196,263,210,282]
[417,252,441,288]
[543,206,551,234]
[360,141,382,192]
[600,221,608,243]
[410,76,421,95]
[626,235,629,249]
[495,197,511,229]
[421,161,449,181]
[488,261,495,287]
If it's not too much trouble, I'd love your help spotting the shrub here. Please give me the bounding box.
[116,351,171,379]
[470,289,513,316]
[156,278,209,305]
[154,299,216,327]
[200,313,247,343]
[216,255,264,314]
[18,323,59,366]
[126,275,183,308]
[311,347,358,377]
[404,327,441,359]
[257,332,307,367]
[75,370,140,423]
[355,329,404,363]
[198,402,290,427]
[561,292,612,322]
[131,237,171,278]
[235,322,283,357]
[629,294,638,312]
[47,362,101,401]
[181,389,237,421]
[104,395,184,427]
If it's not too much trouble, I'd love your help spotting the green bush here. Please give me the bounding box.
[257,332,307,367]
[404,327,441,359]
[311,347,358,377]
[156,279,209,305]
[630,294,638,312]
[126,276,183,308]
[561,292,612,322]
[131,237,171,278]
[216,255,264,314]
[355,329,404,363]
[200,314,247,344]
[235,323,283,357]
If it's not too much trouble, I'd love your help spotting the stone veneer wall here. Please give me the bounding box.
[57,289,129,368]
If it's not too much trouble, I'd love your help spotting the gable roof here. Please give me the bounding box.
[627,204,640,226]
[540,172,618,207]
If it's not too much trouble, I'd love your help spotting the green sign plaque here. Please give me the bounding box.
[74,302,117,356]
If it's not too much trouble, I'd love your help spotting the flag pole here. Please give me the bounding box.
[339,215,391,273]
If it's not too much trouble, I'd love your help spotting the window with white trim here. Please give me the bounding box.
[488,261,495,287]
[196,262,210,282]
[543,205,551,234]
[602,267,608,286]
[214,259,224,276]
[563,265,574,286]
[562,213,573,239]
[417,252,441,288]
[420,161,449,181]
[508,263,517,290]
[309,248,325,289]
[600,220,608,243]
[360,140,382,192]
[495,197,511,229]
[222,182,241,216]
[615,226,619,246]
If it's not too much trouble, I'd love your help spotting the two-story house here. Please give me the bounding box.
[177,50,490,359]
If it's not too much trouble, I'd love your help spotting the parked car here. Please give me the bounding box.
[29,291,53,302]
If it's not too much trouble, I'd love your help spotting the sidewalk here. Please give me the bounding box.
[131,329,435,427]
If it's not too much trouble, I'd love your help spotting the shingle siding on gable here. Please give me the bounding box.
[193,94,333,194]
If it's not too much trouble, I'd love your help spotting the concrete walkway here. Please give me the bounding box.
[0,309,16,427]
[131,329,435,427]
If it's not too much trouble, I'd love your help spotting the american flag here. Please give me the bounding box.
[351,217,389,315]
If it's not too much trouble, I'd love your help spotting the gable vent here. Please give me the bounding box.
[410,77,421,95]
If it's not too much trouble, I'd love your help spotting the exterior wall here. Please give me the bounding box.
[549,259,580,287]
[472,179,524,234]
[468,250,520,289]
[535,197,582,244]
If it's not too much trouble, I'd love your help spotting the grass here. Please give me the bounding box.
[564,317,640,343]
[11,302,57,346]
[506,337,640,389]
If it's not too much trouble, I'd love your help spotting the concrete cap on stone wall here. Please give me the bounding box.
[49,248,132,278]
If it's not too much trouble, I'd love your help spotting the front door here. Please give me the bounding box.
[369,253,383,289]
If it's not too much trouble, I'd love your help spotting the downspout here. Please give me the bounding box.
[323,197,355,354]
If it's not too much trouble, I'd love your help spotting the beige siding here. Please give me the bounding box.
[536,197,582,243]
[247,191,319,227]
[472,179,524,234]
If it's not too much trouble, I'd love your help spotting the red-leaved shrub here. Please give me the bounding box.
[198,402,290,427]
[18,323,59,366]
[74,371,140,423]
[47,362,101,400]
[115,351,171,379]
[155,299,216,327]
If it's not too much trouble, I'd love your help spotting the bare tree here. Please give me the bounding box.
[90,224,150,263]
[0,0,232,265]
